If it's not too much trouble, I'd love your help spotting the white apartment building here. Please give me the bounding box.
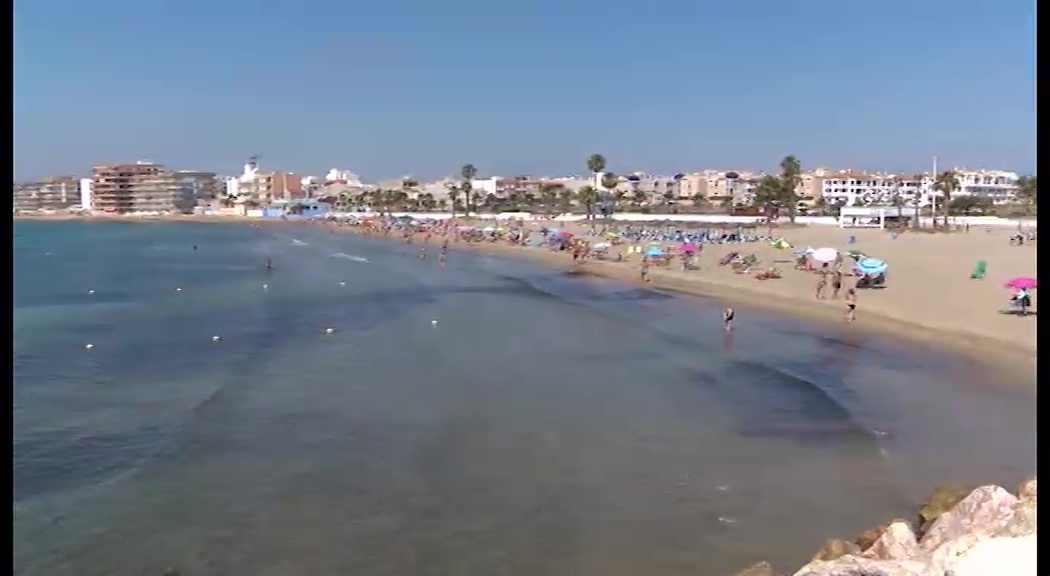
[819,170,930,207]
[952,169,1020,204]
[818,168,1020,207]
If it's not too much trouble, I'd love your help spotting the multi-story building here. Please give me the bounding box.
[225,161,304,203]
[818,169,927,206]
[617,172,680,204]
[817,167,1020,207]
[951,169,1020,204]
[677,170,762,206]
[13,176,81,212]
[90,162,196,214]
[174,171,220,208]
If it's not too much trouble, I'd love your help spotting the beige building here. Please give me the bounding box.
[677,170,763,205]
[13,176,81,212]
[91,162,197,214]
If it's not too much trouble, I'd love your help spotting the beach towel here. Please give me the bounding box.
[970,260,987,279]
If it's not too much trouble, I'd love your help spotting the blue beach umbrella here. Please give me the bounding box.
[856,258,887,275]
[646,247,664,257]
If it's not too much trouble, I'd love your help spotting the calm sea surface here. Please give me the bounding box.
[13,221,1037,576]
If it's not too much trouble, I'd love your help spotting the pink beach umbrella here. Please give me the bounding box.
[679,243,697,253]
[1004,277,1037,290]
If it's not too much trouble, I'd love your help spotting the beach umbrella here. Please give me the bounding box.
[646,247,664,257]
[770,239,792,250]
[482,226,496,232]
[846,250,867,262]
[1004,277,1037,290]
[811,247,838,263]
[592,241,612,250]
[679,243,697,253]
[793,246,814,255]
[856,258,888,275]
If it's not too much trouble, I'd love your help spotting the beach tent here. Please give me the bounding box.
[855,258,887,275]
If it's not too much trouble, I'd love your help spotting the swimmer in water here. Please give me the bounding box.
[418,246,427,260]
[193,245,198,251]
[265,257,273,271]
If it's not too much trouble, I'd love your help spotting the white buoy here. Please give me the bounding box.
[339,281,346,286]
[88,289,95,295]
[175,287,183,292]
[262,283,269,290]
[325,327,334,334]
[85,343,94,350]
[212,335,222,342]
[431,320,438,326]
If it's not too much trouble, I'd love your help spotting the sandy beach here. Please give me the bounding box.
[350,218,1038,374]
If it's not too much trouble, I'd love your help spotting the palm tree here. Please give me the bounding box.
[600,173,619,220]
[368,188,384,215]
[558,187,574,213]
[539,183,560,216]
[586,154,607,190]
[1015,175,1037,214]
[400,178,418,215]
[460,164,478,215]
[445,182,460,218]
[753,175,783,235]
[576,186,598,220]
[933,170,961,228]
[628,179,641,206]
[778,155,802,223]
[890,181,905,221]
[691,192,707,209]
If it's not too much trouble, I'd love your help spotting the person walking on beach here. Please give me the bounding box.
[831,271,843,299]
[723,306,735,332]
[845,289,857,323]
[815,272,827,299]
[640,256,651,282]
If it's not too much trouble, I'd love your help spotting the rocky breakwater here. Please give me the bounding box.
[733,478,1037,576]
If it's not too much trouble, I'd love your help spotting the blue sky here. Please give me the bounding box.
[14,0,1035,181]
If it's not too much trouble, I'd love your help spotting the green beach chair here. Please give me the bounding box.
[970,260,986,279]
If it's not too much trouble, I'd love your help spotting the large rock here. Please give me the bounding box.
[1017,477,1037,503]
[916,483,972,536]
[854,521,891,552]
[862,521,918,560]
[919,485,1021,552]
[950,534,1037,576]
[791,555,934,576]
[731,561,778,576]
[810,539,859,562]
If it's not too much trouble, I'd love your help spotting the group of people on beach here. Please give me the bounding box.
[811,260,858,323]
[308,215,874,329]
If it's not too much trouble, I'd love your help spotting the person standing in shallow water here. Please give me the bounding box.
[845,289,857,323]
[722,306,735,331]
[640,255,651,282]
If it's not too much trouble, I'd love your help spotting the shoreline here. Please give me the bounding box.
[16,214,1036,380]
[337,225,1036,381]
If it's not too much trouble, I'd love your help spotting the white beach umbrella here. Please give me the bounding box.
[811,247,838,262]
